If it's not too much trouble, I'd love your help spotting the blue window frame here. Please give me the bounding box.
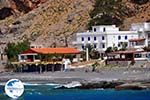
[94,28,96,32]
[102,36,105,40]
[88,37,90,41]
[103,27,106,32]
[102,44,105,48]
[94,44,97,48]
[81,37,84,41]
[118,36,121,40]
[94,37,96,41]
[125,36,127,40]
[82,45,84,49]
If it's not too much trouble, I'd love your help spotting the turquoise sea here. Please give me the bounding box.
[0,84,150,100]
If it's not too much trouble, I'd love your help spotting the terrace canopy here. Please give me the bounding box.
[106,50,144,61]
[14,48,80,73]
[21,48,80,55]
[19,48,80,62]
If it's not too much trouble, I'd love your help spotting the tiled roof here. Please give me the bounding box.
[129,38,145,42]
[21,48,80,54]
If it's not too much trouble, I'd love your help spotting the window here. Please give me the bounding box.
[35,55,40,59]
[82,45,84,49]
[21,56,25,60]
[94,44,97,48]
[94,28,96,32]
[125,36,127,40]
[102,43,105,48]
[118,43,120,47]
[103,27,106,32]
[81,37,84,41]
[30,46,34,48]
[135,54,142,58]
[94,37,96,41]
[118,36,121,40]
[102,36,105,40]
[88,37,90,41]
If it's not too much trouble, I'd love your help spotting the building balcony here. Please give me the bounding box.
[130,45,145,49]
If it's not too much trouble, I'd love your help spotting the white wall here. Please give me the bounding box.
[75,32,138,51]
[92,25,119,32]
[130,22,150,31]
[73,25,141,52]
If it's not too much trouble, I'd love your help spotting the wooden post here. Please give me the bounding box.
[52,64,54,72]
[61,64,64,71]
[45,64,47,72]
[40,65,42,73]
[20,64,23,73]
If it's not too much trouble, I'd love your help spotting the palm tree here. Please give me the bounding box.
[84,44,100,59]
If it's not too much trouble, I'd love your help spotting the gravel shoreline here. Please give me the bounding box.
[0,67,150,89]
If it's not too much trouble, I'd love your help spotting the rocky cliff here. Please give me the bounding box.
[122,0,150,29]
[0,0,94,47]
[0,0,150,48]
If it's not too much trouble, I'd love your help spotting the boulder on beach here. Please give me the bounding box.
[80,81,124,89]
[115,83,144,90]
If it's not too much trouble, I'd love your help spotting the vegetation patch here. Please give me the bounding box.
[87,0,135,29]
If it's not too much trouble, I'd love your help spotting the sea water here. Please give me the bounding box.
[0,84,150,100]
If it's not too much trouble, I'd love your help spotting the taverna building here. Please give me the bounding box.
[73,22,150,54]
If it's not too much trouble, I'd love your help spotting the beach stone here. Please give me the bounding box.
[80,81,124,89]
[57,81,124,89]
[115,83,144,90]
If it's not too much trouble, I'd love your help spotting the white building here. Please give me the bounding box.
[129,22,150,48]
[73,25,139,53]
[73,22,150,55]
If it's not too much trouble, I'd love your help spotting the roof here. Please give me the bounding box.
[108,50,144,55]
[21,48,80,55]
[129,38,145,42]
[21,49,37,55]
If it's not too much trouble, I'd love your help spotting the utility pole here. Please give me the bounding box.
[86,47,89,61]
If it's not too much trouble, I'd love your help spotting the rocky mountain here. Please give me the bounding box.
[0,0,94,48]
[0,0,150,49]
[122,0,150,30]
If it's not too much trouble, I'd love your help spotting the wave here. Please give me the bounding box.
[23,83,60,86]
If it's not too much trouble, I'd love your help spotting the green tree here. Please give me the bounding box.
[5,40,30,61]
[119,42,127,51]
[84,44,100,59]
[105,46,118,53]
[80,51,86,61]
[84,44,95,54]
[105,47,113,53]
[113,46,118,51]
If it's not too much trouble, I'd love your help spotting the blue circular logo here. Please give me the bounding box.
[5,79,24,99]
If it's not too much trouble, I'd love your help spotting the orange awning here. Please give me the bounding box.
[21,48,80,54]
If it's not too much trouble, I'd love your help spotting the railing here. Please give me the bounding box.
[131,45,145,49]
[11,61,63,65]
[107,58,133,61]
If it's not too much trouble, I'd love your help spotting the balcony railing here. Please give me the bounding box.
[107,58,133,61]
